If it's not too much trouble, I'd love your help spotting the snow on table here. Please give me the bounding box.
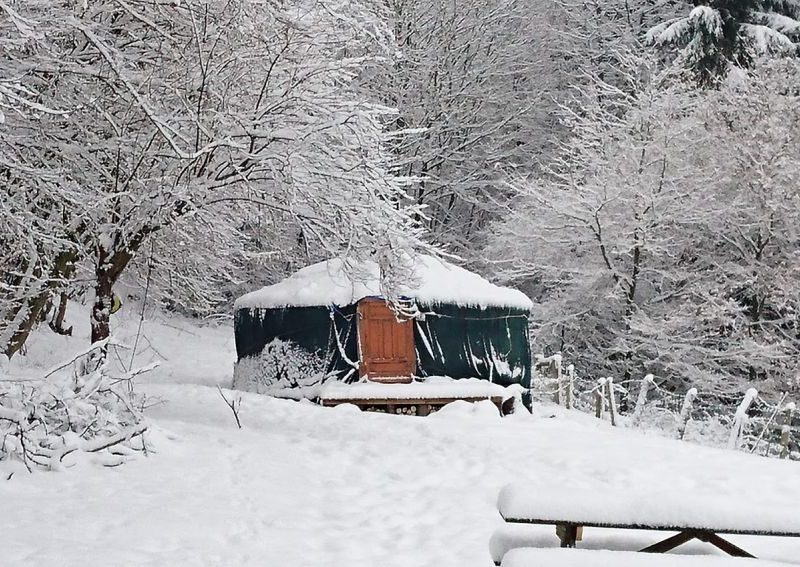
[498,482,800,535]
[500,548,793,567]
[320,376,513,400]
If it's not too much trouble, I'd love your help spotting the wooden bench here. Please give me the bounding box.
[499,548,794,567]
[494,483,800,563]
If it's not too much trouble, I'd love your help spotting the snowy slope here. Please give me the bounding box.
[3,384,800,566]
[7,302,235,387]
[2,307,800,567]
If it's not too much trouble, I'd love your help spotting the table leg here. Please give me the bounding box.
[640,530,698,553]
[695,531,756,558]
[556,524,579,547]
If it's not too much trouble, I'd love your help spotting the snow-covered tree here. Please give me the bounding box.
[366,0,686,265]
[547,0,682,81]
[365,0,550,259]
[1,0,425,352]
[661,58,800,393]
[647,0,799,85]
[489,53,800,400]
[489,53,702,386]
[0,2,83,357]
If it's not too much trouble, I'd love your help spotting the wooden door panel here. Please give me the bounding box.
[358,299,415,382]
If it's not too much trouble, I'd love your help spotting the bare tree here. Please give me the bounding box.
[1,0,425,354]
[489,53,800,399]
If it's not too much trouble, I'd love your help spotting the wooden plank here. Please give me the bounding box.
[510,524,760,558]
[321,396,503,407]
[494,548,790,566]
[501,517,800,538]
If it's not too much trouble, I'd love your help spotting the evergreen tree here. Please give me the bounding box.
[647,0,799,86]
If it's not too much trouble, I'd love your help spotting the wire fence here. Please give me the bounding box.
[531,354,799,461]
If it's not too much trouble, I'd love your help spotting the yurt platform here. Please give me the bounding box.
[317,377,516,416]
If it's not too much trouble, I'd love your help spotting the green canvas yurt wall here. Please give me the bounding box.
[234,300,531,387]
[234,304,359,381]
[413,303,530,388]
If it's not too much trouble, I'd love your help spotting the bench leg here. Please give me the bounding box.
[640,529,756,558]
[695,531,756,558]
[640,530,698,553]
[556,524,579,548]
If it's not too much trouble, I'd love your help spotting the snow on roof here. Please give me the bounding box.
[234,255,533,311]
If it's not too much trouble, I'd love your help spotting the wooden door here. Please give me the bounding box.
[357,298,416,382]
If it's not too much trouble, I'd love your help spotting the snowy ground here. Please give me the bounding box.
[3,306,800,566]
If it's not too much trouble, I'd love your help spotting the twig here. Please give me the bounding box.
[84,423,148,453]
[129,239,155,372]
[42,337,121,379]
[750,392,787,455]
[217,386,242,429]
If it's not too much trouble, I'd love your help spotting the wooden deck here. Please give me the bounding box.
[320,395,507,416]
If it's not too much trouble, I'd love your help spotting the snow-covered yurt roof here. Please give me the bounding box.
[234,255,533,311]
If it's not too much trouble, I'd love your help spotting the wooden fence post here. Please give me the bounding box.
[595,378,606,419]
[605,377,617,426]
[532,354,541,404]
[631,374,654,427]
[728,388,758,450]
[565,364,575,410]
[534,354,564,406]
[780,402,795,459]
[552,354,563,406]
[677,387,698,440]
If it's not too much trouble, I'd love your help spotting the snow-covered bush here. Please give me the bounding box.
[0,341,149,472]
[232,339,329,396]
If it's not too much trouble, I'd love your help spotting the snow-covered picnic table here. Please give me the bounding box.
[493,482,800,563]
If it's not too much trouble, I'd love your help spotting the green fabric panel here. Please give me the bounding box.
[234,302,531,389]
[234,305,359,380]
[414,303,531,388]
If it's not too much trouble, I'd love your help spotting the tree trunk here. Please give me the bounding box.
[4,249,76,358]
[5,289,49,359]
[91,269,113,345]
[91,247,133,345]
[50,292,71,335]
[620,228,643,412]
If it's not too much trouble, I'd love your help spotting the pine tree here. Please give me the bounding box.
[647,0,799,86]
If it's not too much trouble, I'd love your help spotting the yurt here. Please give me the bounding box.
[233,255,533,407]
